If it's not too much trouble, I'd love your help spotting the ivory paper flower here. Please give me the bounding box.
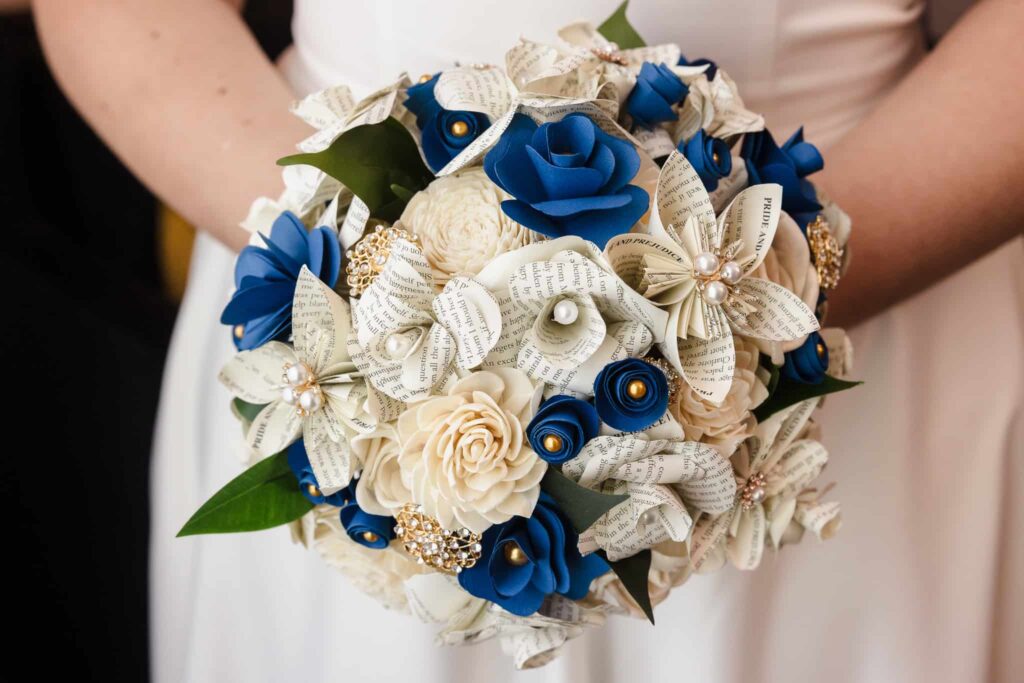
[475,237,668,395]
[689,398,835,571]
[399,168,536,285]
[219,267,394,494]
[673,335,768,456]
[353,423,411,517]
[561,434,735,561]
[604,150,819,404]
[350,238,502,402]
[396,368,546,533]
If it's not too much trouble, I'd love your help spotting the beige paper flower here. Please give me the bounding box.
[672,335,768,456]
[353,423,411,517]
[400,168,537,285]
[397,367,546,533]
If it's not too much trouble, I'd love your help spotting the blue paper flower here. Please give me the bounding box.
[626,62,688,129]
[286,440,350,507]
[404,74,491,173]
[780,332,829,385]
[679,54,718,81]
[679,130,732,192]
[338,481,396,550]
[484,113,649,248]
[593,358,669,432]
[526,395,600,465]
[741,128,823,222]
[220,211,341,351]
[458,493,608,616]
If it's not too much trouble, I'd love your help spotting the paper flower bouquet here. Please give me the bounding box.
[181,2,859,669]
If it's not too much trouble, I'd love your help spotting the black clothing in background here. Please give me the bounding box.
[0,4,292,680]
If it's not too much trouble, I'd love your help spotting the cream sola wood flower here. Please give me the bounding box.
[348,237,502,403]
[560,435,735,561]
[604,150,820,405]
[688,398,840,572]
[219,267,400,495]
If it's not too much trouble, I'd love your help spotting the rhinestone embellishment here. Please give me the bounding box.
[345,225,420,297]
[394,504,482,574]
[806,215,843,290]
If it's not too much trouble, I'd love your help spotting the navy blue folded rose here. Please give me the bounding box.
[404,73,491,173]
[526,395,600,465]
[594,358,669,432]
[286,439,349,507]
[626,62,688,129]
[780,331,829,385]
[484,112,649,249]
[741,127,823,224]
[220,211,341,351]
[458,493,608,616]
[337,482,396,550]
[679,130,732,192]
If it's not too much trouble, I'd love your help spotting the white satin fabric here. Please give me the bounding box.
[150,1,1023,681]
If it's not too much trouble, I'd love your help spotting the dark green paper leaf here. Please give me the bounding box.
[541,467,628,535]
[278,117,432,219]
[753,374,862,422]
[596,549,654,624]
[232,398,266,424]
[597,1,647,50]
[389,183,415,203]
[177,451,312,537]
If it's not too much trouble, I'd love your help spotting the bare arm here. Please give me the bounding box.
[819,0,1024,327]
[32,0,309,250]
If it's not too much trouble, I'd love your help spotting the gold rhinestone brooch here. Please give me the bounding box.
[806,215,843,290]
[394,504,482,574]
[345,225,420,297]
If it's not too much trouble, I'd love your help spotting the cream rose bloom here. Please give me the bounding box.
[399,168,537,285]
[672,335,768,457]
[749,211,820,358]
[397,367,546,533]
[353,424,411,517]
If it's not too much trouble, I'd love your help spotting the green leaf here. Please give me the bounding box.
[389,183,415,203]
[278,117,432,218]
[232,398,266,424]
[177,451,313,537]
[597,1,646,50]
[541,467,629,535]
[596,549,655,624]
[753,374,862,422]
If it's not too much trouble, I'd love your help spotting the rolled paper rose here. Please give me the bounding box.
[780,331,829,384]
[404,73,490,173]
[679,53,718,81]
[483,113,649,249]
[679,130,732,192]
[741,127,823,223]
[625,62,688,129]
[286,440,350,507]
[526,395,601,465]
[593,358,669,432]
[457,493,608,616]
[338,483,396,550]
[221,211,340,350]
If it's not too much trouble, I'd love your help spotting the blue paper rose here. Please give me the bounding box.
[526,395,600,465]
[404,73,491,173]
[483,112,649,249]
[593,358,669,432]
[458,493,608,616]
[679,54,718,81]
[679,130,732,192]
[780,331,829,385]
[337,481,396,550]
[286,439,349,507]
[741,127,823,224]
[220,211,341,351]
[626,62,688,129]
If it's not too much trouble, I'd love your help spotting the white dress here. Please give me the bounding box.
[150,1,1024,681]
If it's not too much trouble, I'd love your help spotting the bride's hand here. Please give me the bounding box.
[33,0,310,250]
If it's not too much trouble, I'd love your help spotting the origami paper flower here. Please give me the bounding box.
[458,493,608,616]
[286,439,349,506]
[741,127,823,221]
[404,73,491,173]
[561,435,735,561]
[337,480,397,550]
[221,211,341,350]
[780,332,829,384]
[593,358,669,432]
[349,238,502,402]
[626,62,688,128]
[605,150,819,404]
[526,395,601,465]
[678,130,732,192]
[219,267,394,494]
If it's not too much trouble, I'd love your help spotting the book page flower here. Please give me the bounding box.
[605,150,819,405]
[688,398,833,571]
[561,435,735,561]
[219,267,393,495]
[399,168,537,285]
[349,238,502,402]
[589,541,690,619]
[396,368,546,533]
[670,65,765,143]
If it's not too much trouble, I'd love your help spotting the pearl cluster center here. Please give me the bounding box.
[693,251,743,306]
[280,362,323,417]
